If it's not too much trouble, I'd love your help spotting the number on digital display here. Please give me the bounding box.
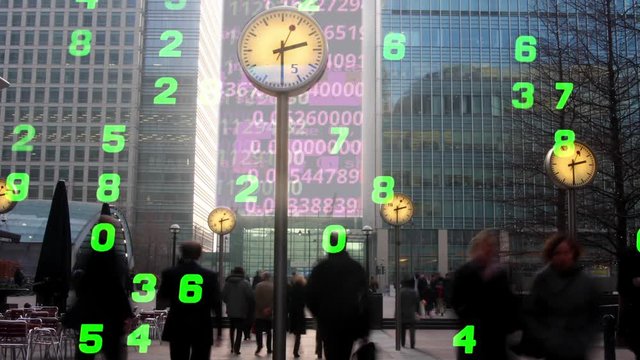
[553,129,575,158]
[322,225,347,253]
[102,125,127,153]
[383,32,406,61]
[69,29,92,57]
[132,274,157,303]
[154,77,178,105]
[515,35,537,63]
[636,229,640,253]
[97,173,121,203]
[235,175,259,203]
[159,30,183,57]
[298,0,320,12]
[512,82,534,109]
[165,0,186,10]
[11,125,35,152]
[453,325,476,354]
[6,173,29,202]
[91,222,115,252]
[372,176,395,204]
[79,324,103,354]
[76,0,97,9]
[330,127,349,154]
[555,82,574,110]
[127,324,151,353]
[179,274,203,303]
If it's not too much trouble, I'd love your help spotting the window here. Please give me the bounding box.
[25,31,35,45]
[95,30,105,45]
[111,12,121,26]
[79,69,89,83]
[97,13,107,26]
[58,166,69,180]
[123,50,133,64]
[89,147,100,162]
[54,12,64,26]
[44,166,56,181]
[73,187,84,201]
[125,13,135,27]
[50,69,60,83]
[68,13,77,26]
[53,30,63,45]
[45,147,56,162]
[38,30,49,46]
[37,49,48,64]
[74,167,85,182]
[110,31,120,45]
[93,70,103,83]
[124,31,133,45]
[92,88,103,102]
[83,13,92,26]
[40,12,50,26]
[63,88,74,102]
[94,49,104,64]
[74,146,85,161]
[26,12,36,26]
[48,88,59,102]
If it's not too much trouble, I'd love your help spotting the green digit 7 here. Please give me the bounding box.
[555,82,574,110]
[453,325,476,354]
[102,125,127,153]
[132,274,157,303]
[179,274,203,303]
[79,324,103,354]
[512,82,534,109]
[76,0,97,9]
[6,173,29,202]
[330,127,349,154]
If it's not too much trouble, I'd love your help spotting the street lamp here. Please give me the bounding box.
[170,224,180,266]
[362,225,373,279]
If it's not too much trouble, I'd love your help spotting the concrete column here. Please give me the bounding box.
[377,228,389,292]
[438,229,448,275]
[499,229,510,263]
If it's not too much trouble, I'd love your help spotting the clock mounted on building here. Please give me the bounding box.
[208,207,237,235]
[237,6,328,96]
[380,193,414,226]
[544,141,598,189]
[0,178,17,215]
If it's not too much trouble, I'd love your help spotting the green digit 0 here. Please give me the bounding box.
[91,222,115,252]
[383,33,406,61]
[453,325,477,354]
[322,225,347,254]
[165,0,186,10]
[97,173,121,203]
[553,129,575,158]
[69,29,92,57]
[179,274,203,303]
[372,176,395,204]
[512,82,534,109]
[555,82,574,110]
[12,124,36,152]
[330,127,349,154]
[76,0,97,9]
[6,173,30,202]
[515,35,537,62]
[636,229,639,253]
[132,274,157,303]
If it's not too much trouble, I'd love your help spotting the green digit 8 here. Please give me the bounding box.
[154,77,178,105]
[6,173,29,202]
[179,274,203,303]
[76,0,97,9]
[383,33,406,61]
[91,222,115,252]
[97,173,120,203]
[69,29,92,57]
[515,35,537,62]
[372,176,395,204]
[452,325,476,354]
[165,0,186,10]
[12,124,36,152]
[79,324,103,354]
[159,30,183,57]
[322,225,347,254]
[553,129,575,158]
[512,82,534,109]
[131,274,157,303]
[235,175,259,203]
[102,125,127,153]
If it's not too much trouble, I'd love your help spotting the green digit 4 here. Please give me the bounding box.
[12,124,36,152]
[555,82,574,110]
[79,324,103,354]
[132,274,157,303]
[91,222,116,252]
[372,176,395,204]
[69,29,92,57]
[322,225,347,253]
[179,274,203,303]
[383,33,406,61]
[553,129,575,158]
[330,127,349,154]
[453,325,476,354]
[127,324,151,353]
[6,173,29,202]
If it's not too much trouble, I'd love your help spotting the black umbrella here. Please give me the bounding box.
[34,180,72,311]
[101,202,111,215]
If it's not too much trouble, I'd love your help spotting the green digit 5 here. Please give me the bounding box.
[12,125,36,152]
[102,125,127,153]
[553,129,575,158]
[69,29,92,57]
[383,33,406,61]
[132,274,157,303]
[91,222,115,252]
[6,173,29,202]
[512,82,534,109]
[97,173,121,203]
[372,176,395,204]
[322,225,347,254]
[179,274,203,303]
[79,324,103,354]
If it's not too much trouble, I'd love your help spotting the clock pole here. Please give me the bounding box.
[218,233,224,284]
[394,224,401,351]
[568,190,576,239]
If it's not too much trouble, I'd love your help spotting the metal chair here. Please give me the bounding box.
[58,328,77,360]
[4,310,25,321]
[35,308,58,318]
[0,320,29,360]
[137,312,159,340]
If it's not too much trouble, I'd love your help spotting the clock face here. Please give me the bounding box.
[545,141,597,189]
[208,207,237,235]
[380,193,414,226]
[0,178,17,215]
[238,7,328,96]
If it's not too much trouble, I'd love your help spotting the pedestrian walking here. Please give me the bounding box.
[242,275,254,341]
[432,273,445,316]
[252,270,262,289]
[306,232,370,360]
[222,266,254,355]
[369,276,379,293]
[398,278,419,348]
[158,241,223,360]
[288,274,307,358]
[618,246,640,359]
[254,271,274,355]
[451,229,518,360]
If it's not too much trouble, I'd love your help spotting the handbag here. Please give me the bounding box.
[352,340,376,360]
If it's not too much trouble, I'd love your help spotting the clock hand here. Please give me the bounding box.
[567,160,587,167]
[273,41,308,54]
[280,40,285,86]
[276,25,297,60]
[571,160,576,185]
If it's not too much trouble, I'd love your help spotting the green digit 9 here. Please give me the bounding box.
[69,29,92,57]
[131,274,157,303]
[97,173,120,203]
[553,129,575,158]
[12,124,36,152]
[179,274,203,303]
[383,33,406,61]
[91,222,115,252]
[322,225,347,254]
[372,176,395,204]
[512,82,534,109]
[6,173,29,202]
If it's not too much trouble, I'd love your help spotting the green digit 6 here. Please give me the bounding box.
[69,29,92,57]
[553,129,575,158]
[132,274,157,303]
[179,274,203,303]
[515,35,537,62]
[512,82,534,109]
[372,176,395,204]
[383,33,406,61]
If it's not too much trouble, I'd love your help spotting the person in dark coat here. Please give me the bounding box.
[222,266,254,355]
[254,272,274,355]
[65,216,134,360]
[252,270,262,289]
[522,233,599,360]
[158,241,222,360]
[306,232,370,360]
[288,274,307,358]
[398,278,419,348]
[451,229,517,360]
[618,246,640,359]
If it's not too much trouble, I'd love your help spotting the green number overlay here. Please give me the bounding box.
[6,173,29,202]
[515,35,537,62]
[322,225,347,254]
[553,129,575,158]
[12,125,35,152]
[159,30,183,57]
[179,274,203,303]
[555,82,574,110]
[512,82,534,109]
[154,77,178,105]
[372,176,395,204]
[383,33,406,61]
[79,324,103,354]
[298,0,320,11]
[636,229,639,253]
[97,173,121,203]
[165,0,186,10]
[132,273,157,303]
[76,0,97,9]
[235,175,259,203]
[91,222,115,252]
[330,127,349,154]
[69,29,92,57]
[102,125,127,153]
[452,325,476,354]
[127,324,151,353]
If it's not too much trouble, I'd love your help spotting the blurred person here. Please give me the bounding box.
[288,274,307,358]
[369,276,379,293]
[222,266,254,355]
[13,267,25,287]
[398,277,419,348]
[252,270,262,289]
[520,233,600,360]
[432,273,446,316]
[242,275,254,341]
[618,246,640,359]
[451,229,518,360]
[254,271,274,355]
[306,232,370,360]
[158,241,222,360]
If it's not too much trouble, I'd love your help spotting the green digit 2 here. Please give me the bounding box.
[322,225,347,254]
[91,222,115,252]
[179,274,203,303]
[69,29,92,57]
[330,127,349,154]
[132,274,157,303]
[372,176,395,204]
[159,30,183,57]
[453,325,477,354]
[512,82,534,109]
[235,175,259,203]
[383,33,406,61]
[6,173,30,202]
[12,124,36,152]
[555,82,574,110]
[97,173,121,202]
[154,77,178,105]
[553,129,575,158]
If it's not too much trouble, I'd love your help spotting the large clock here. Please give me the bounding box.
[207,207,237,235]
[380,193,414,226]
[237,6,328,96]
[0,178,17,215]
[544,141,597,189]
